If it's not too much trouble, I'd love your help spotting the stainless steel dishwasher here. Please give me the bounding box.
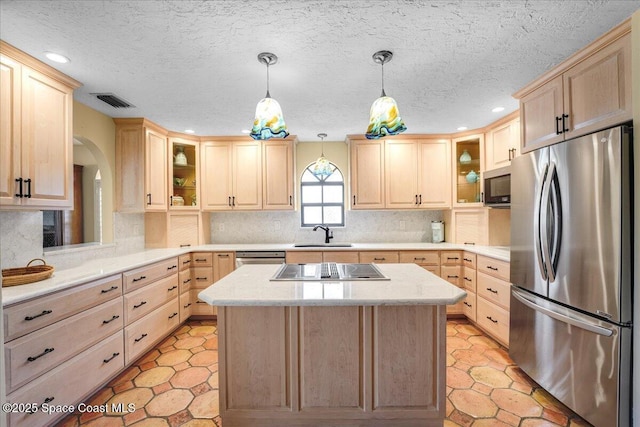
[235,251,286,267]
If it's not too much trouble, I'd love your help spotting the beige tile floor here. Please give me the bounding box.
[57,318,593,427]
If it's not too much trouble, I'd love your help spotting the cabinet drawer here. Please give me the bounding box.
[191,289,214,316]
[179,269,192,293]
[4,274,122,342]
[125,298,180,365]
[359,251,399,263]
[462,266,476,292]
[322,251,359,263]
[477,298,509,346]
[286,251,322,264]
[477,255,510,282]
[477,271,511,310]
[123,258,179,293]
[398,251,439,265]
[5,297,123,393]
[191,252,213,267]
[180,291,192,323]
[421,265,440,277]
[192,266,214,288]
[440,251,462,265]
[447,299,465,316]
[179,253,192,271]
[7,331,124,427]
[440,265,461,287]
[462,291,476,322]
[462,251,477,269]
[124,275,179,325]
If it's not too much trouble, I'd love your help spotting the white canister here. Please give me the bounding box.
[431,221,444,243]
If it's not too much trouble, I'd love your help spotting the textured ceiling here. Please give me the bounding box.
[1,0,638,142]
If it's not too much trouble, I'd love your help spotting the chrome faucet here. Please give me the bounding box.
[313,225,333,244]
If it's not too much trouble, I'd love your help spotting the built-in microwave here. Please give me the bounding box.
[483,166,510,208]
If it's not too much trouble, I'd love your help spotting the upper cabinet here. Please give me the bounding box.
[452,134,484,208]
[262,139,294,210]
[350,136,451,210]
[114,118,168,212]
[0,41,81,209]
[169,135,199,209]
[485,112,520,171]
[515,23,631,153]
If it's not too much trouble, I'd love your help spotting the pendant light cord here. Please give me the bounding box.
[265,62,271,98]
[380,62,386,97]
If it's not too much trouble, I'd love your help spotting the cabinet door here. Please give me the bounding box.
[21,66,73,208]
[144,128,168,211]
[562,34,631,140]
[0,54,20,206]
[385,140,418,208]
[263,140,293,210]
[452,135,483,207]
[453,209,488,245]
[213,252,235,282]
[486,119,519,170]
[519,75,564,153]
[350,139,385,209]
[167,212,201,248]
[418,140,451,208]
[233,141,262,209]
[200,141,233,210]
[115,122,145,212]
[169,138,199,209]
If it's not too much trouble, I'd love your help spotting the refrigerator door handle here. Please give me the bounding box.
[548,164,563,279]
[512,289,614,337]
[540,162,556,282]
[535,164,549,281]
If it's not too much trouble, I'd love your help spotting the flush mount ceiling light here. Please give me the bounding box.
[45,51,69,63]
[365,50,406,140]
[250,52,289,140]
[312,133,335,178]
[492,106,505,113]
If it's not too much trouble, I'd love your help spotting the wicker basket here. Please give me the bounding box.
[2,258,54,287]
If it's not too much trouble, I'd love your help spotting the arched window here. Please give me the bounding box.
[300,163,345,227]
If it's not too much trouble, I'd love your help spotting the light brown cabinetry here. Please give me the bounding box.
[461,252,477,321]
[475,255,510,346]
[516,27,631,153]
[114,118,168,212]
[0,41,80,209]
[263,139,294,210]
[359,251,399,263]
[440,251,464,316]
[399,250,440,276]
[169,135,199,209]
[178,254,193,322]
[350,138,385,209]
[200,139,262,210]
[485,112,520,171]
[190,252,235,317]
[144,210,210,248]
[444,208,488,245]
[452,134,484,207]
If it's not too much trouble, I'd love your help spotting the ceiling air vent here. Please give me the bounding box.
[91,93,134,108]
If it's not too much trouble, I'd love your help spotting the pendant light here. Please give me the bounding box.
[312,133,334,178]
[365,50,407,139]
[250,52,289,140]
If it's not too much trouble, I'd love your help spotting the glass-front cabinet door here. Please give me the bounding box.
[169,136,199,209]
[452,134,484,207]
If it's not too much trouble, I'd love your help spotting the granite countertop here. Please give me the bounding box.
[2,243,508,306]
[197,263,467,307]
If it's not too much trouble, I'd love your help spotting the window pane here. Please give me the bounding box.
[301,169,319,182]
[323,186,343,203]
[325,169,343,182]
[303,206,323,225]
[323,206,343,225]
[302,185,322,203]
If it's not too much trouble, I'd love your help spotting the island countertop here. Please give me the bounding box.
[198,263,467,306]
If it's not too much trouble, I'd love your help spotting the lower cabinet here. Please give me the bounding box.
[124,298,180,364]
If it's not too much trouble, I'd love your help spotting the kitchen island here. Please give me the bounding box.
[198,263,466,427]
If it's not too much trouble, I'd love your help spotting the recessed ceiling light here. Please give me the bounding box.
[457,126,468,131]
[184,129,195,134]
[45,51,70,63]
[241,129,251,134]
[492,106,505,113]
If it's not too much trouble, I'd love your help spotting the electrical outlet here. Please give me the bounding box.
[399,220,406,230]
[274,221,281,231]
[218,223,225,232]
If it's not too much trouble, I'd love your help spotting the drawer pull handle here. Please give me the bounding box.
[464,277,472,282]
[168,265,177,270]
[133,301,147,309]
[28,397,54,414]
[463,258,472,262]
[168,285,178,291]
[218,254,230,258]
[196,277,208,281]
[486,288,498,294]
[196,301,207,304]
[103,352,120,363]
[195,258,207,262]
[182,260,191,265]
[134,333,148,342]
[183,278,191,284]
[464,242,476,245]
[463,302,472,307]
[168,312,178,319]
[486,316,498,324]
[373,258,386,261]
[183,303,192,308]
[103,315,120,324]
[101,285,119,294]
[132,275,147,282]
[27,347,54,362]
[447,257,459,260]
[447,275,459,279]
[179,244,191,248]
[24,310,52,321]
[487,266,499,271]
[414,257,426,261]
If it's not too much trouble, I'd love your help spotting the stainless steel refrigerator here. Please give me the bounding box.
[509,125,633,427]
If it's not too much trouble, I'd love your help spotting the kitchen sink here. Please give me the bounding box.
[293,243,353,247]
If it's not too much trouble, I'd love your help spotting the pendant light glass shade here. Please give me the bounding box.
[250,52,289,141]
[365,50,406,140]
[312,133,334,178]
